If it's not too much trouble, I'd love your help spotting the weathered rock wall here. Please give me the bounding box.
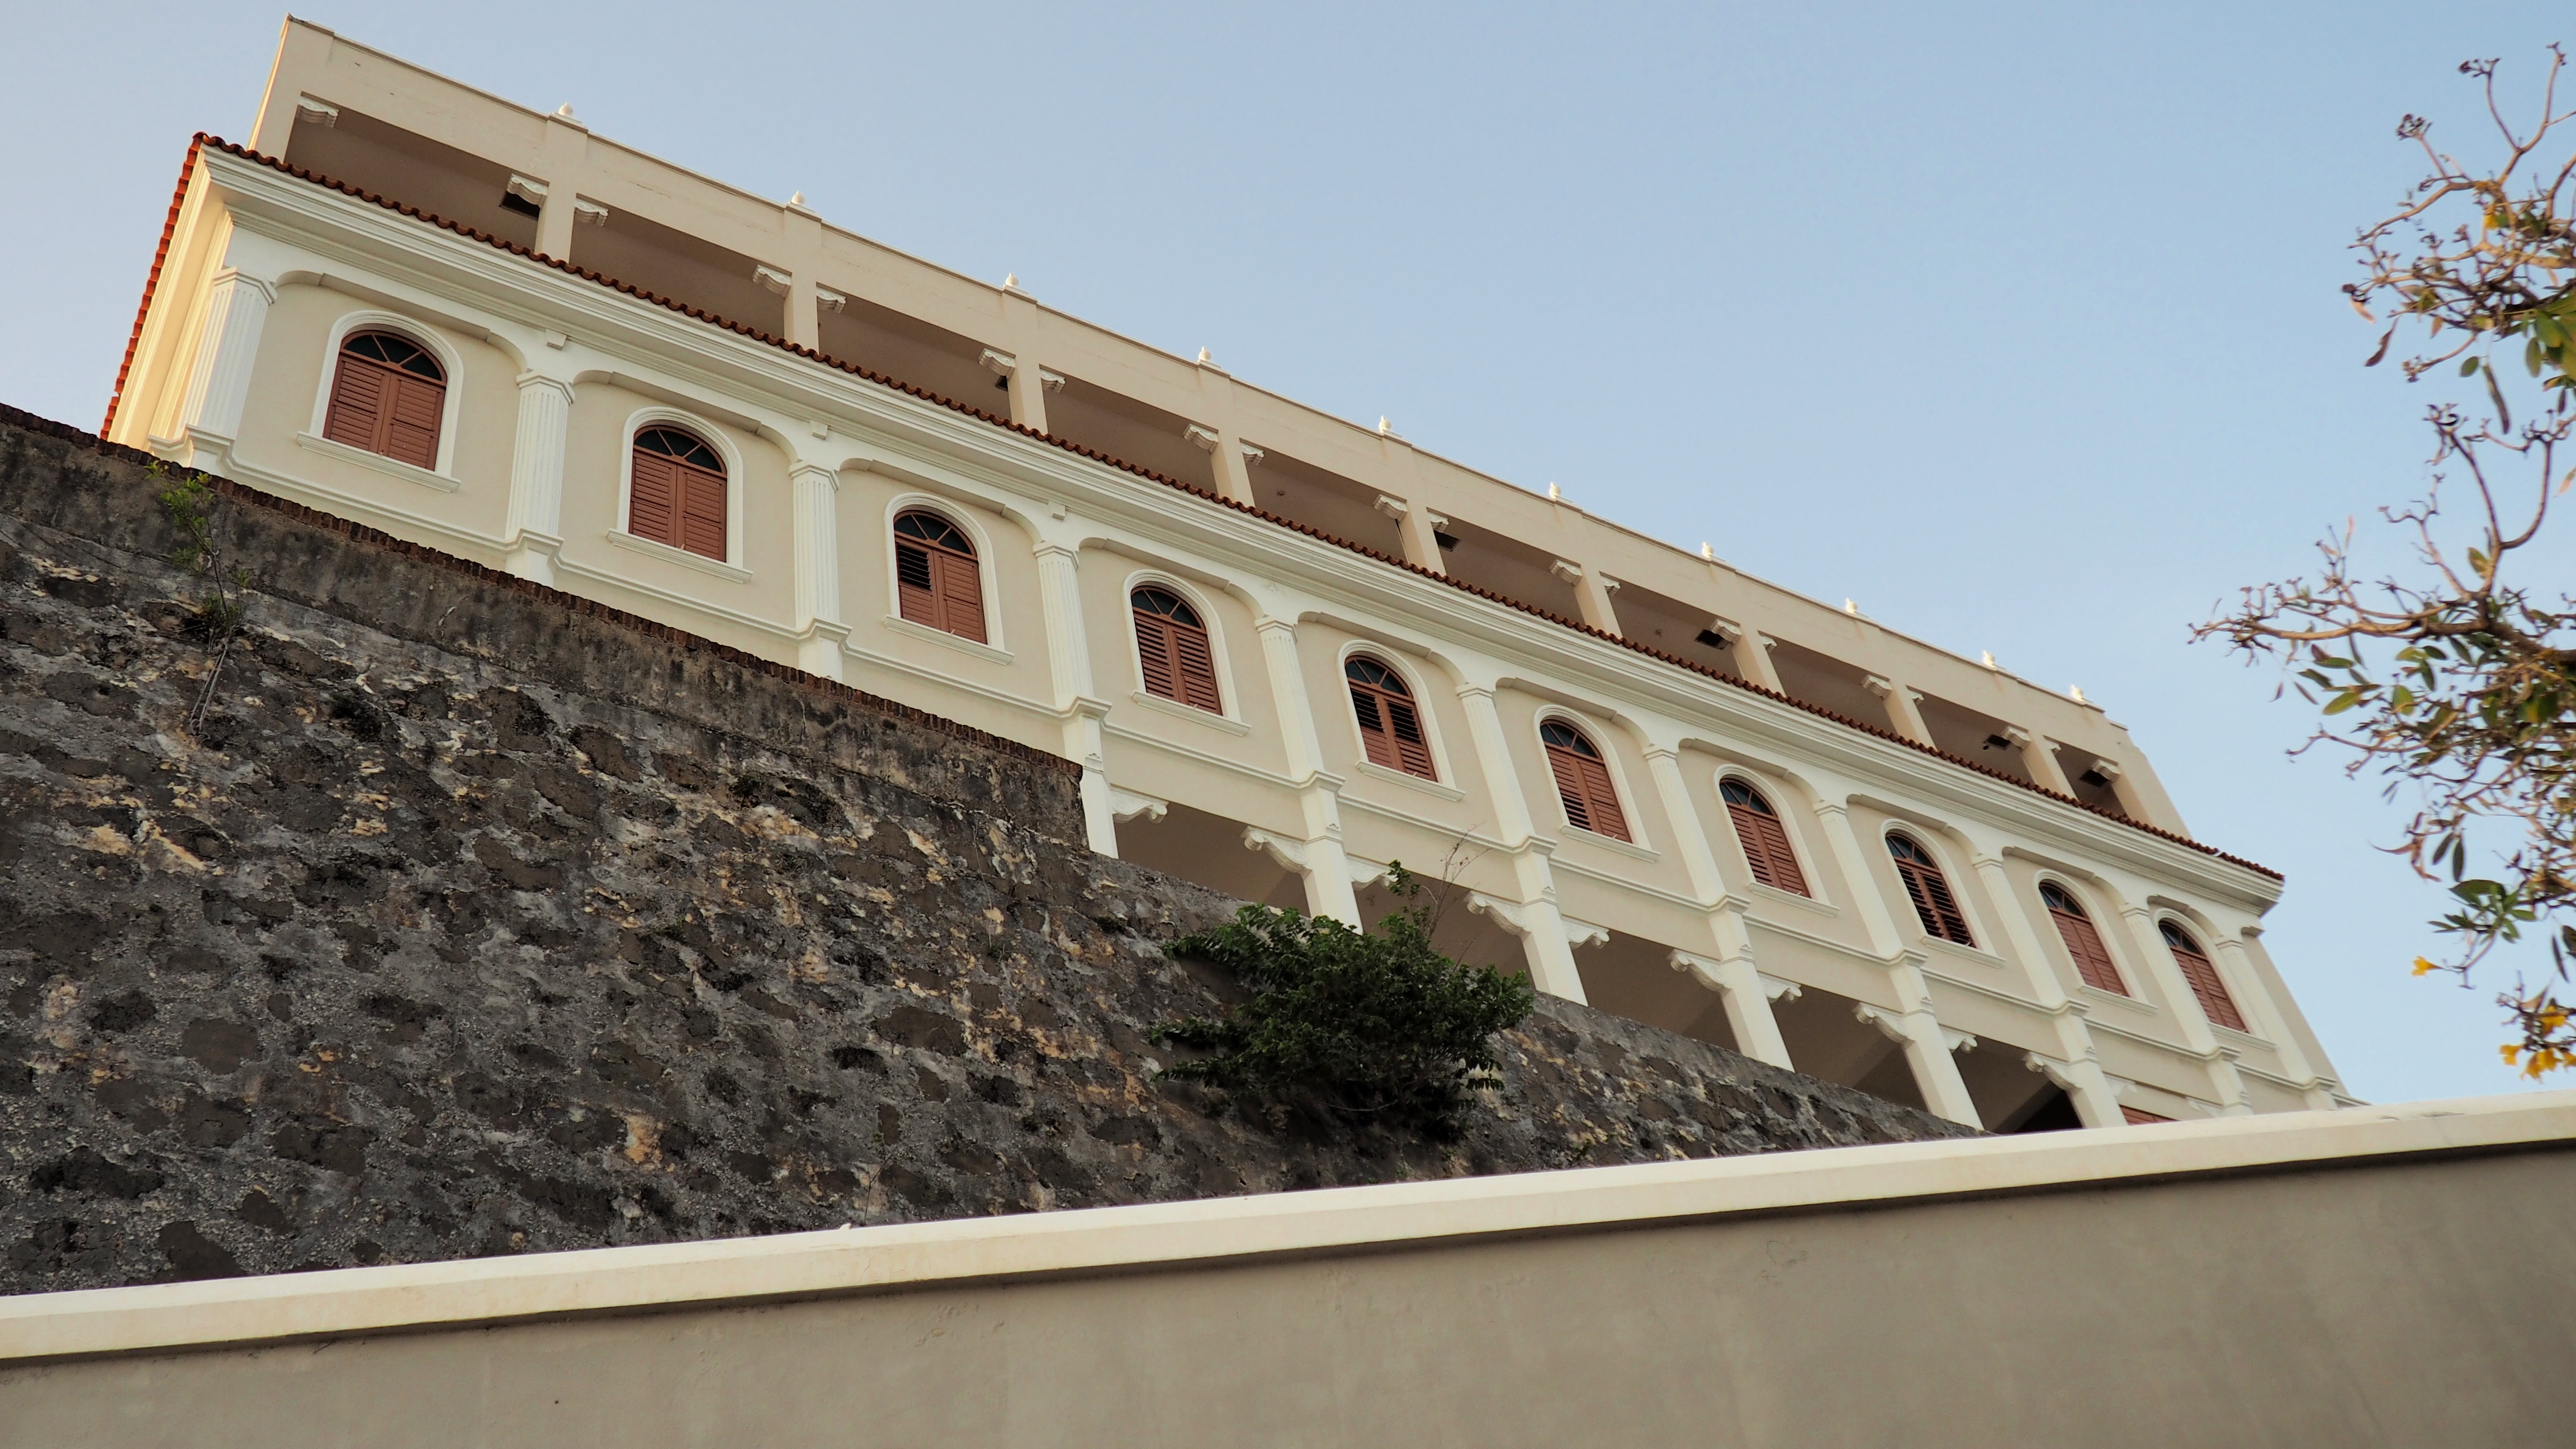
[0,408,1967,1294]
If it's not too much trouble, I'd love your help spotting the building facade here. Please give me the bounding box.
[101,18,2348,1129]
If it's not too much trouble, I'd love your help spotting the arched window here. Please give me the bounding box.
[1131,586,1221,712]
[2040,882,2125,995]
[1346,657,1435,779]
[629,425,728,561]
[1720,778,1808,896]
[892,510,985,643]
[323,330,445,468]
[1887,834,1973,945]
[1541,720,1630,842]
[2160,921,2247,1031]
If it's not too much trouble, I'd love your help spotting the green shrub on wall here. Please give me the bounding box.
[1152,866,1535,1132]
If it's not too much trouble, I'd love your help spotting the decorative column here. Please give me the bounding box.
[1248,612,1361,925]
[1864,676,1935,747]
[1374,495,1447,575]
[1031,540,1118,855]
[1641,742,1791,1068]
[1454,681,1585,1001]
[2213,930,2340,1110]
[501,372,575,585]
[173,268,278,463]
[1811,797,1979,1123]
[1966,850,2124,1127]
[789,462,847,680]
[981,348,1060,434]
[2110,897,2251,1114]
[1718,622,1784,693]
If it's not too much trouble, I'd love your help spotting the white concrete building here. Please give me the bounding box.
[101,17,2349,1130]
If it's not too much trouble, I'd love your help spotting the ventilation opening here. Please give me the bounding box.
[1434,531,1460,552]
[1241,446,1405,557]
[1112,801,1304,911]
[2066,756,2129,817]
[499,190,543,219]
[815,298,998,410]
[1042,376,1219,493]
[1426,514,1583,620]
[566,206,783,339]
[282,106,538,252]
[1914,692,2035,784]
[1571,931,1741,1054]
[1768,986,1927,1112]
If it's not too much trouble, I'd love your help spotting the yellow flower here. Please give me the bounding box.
[2412,957,2440,977]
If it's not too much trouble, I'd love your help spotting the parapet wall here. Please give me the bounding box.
[0,408,1966,1294]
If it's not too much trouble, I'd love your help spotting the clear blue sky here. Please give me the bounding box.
[6,3,2568,1105]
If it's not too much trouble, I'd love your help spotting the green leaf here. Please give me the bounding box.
[2462,355,2482,376]
[2531,337,2549,376]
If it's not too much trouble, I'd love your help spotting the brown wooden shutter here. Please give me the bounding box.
[1134,610,1178,700]
[934,551,986,643]
[629,451,679,548]
[896,541,939,627]
[677,466,727,560]
[2048,903,2126,995]
[323,359,389,451]
[1171,621,1221,712]
[1726,793,1809,897]
[1543,732,1629,842]
[1347,667,1436,780]
[1890,840,1973,945]
[2120,1106,2174,1125]
[2165,930,2247,1031]
[382,373,443,468]
[1384,696,1434,779]
[1351,687,1398,769]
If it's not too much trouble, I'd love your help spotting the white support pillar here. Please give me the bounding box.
[172,268,277,463]
[1672,950,1796,1071]
[1199,425,1259,506]
[1731,626,1785,694]
[2211,932,2336,1110]
[1864,675,1935,747]
[1031,541,1117,856]
[1249,613,1360,926]
[501,372,575,585]
[1375,495,1447,575]
[2110,897,2252,1115]
[1856,1001,1985,1127]
[1454,681,1585,1001]
[1966,850,2124,1127]
[2008,727,2076,795]
[789,462,847,680]
[1550,560,1624,636]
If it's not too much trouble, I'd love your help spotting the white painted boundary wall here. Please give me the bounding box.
[2,1092,2569,1446]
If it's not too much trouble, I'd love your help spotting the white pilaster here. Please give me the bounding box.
[1455,681,1585,1001]
[1641,742,1787,1063]
[501,372,575,585]
[1033,540,1117,855]
[174,268,277,462]
[1864,675,1935,747]
[2222,928,2342,1110]
[2009,727,2076,795]
[789,462,847,679]
[1810,799,1904,959]
[1249,613,1360,926]
[1966,850,2123,1126]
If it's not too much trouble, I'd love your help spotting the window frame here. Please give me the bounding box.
[1716,770,1813,898]
[615,407,747,573]
[1122,572,1234,721]
[1884,828,1976,948]
[2156,915,2252,1035]
[882,499,1001,650]
[304,310,465,479]
[1339,647,1444,783]
[1535,711,1639,846]
[2036,877,2129,997]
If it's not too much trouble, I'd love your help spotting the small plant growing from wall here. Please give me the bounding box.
[154,467,254,733]
[1152,864,1535,1132]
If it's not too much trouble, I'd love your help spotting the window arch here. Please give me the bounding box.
[2039,882,2126,995]
[323,330,446,469]
[1540,719,1630,842]
[1131,586,1221,712]
[628,424,728,561]
[1345,656,1436,779]
[1720,777,1808,896]
[1887,833,1973,945]
[2159,920,2248,1031]
[892,509,985,643]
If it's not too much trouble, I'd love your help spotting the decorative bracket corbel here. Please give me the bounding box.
[1109,788,1167,826]
[1242,828,1309,873]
